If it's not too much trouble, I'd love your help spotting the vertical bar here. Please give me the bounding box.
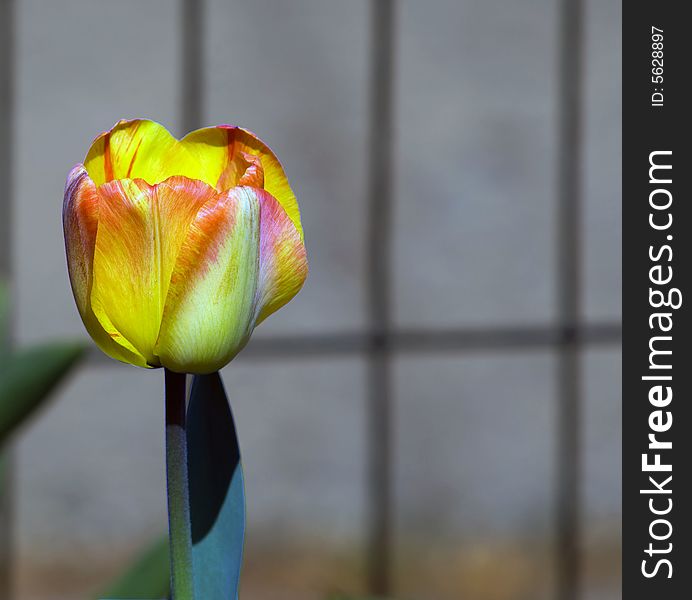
[555,1,584,599]
[0,0,13,280]
[0,0,13,596]
[366,0,396,595]
[180,0,205,133]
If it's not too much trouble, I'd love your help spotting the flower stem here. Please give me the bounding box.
[165,369,194,600]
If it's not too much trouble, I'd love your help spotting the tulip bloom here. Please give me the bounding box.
[64,119,307,373]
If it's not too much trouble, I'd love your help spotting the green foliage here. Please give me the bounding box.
[0,281,86,600]
[0,281,86,445]
[98,535,170,600]
[102,372,245,600]
[0,341,86,445]
[186,373,245,600]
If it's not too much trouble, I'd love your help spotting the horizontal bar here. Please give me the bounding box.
[86,322,621,365]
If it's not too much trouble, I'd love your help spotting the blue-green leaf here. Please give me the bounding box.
[187,372,245,600]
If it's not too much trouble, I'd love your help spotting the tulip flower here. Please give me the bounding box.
[63,119,307,374]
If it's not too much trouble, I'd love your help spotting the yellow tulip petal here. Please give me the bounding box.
[84,119,202,186]
[155,187,261,374]
[225,151,265,190]
[181,126,304,241]
[63,165,148,367]
[255,189,308,324]
[91,177,217,365]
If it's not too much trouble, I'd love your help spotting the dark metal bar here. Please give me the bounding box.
[235,323,622,358]
[0,0,13,281]
[366,0,395,591]
[555,0,585,599]
[87,323,622,365]
[0,0,14,596]
[180,0,205,133]
[390,322,620,354]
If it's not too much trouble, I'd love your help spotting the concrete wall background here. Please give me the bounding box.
[10,0,620,598]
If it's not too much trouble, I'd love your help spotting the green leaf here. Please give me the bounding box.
[187,372,245,600]
[98,535,171,600]
[0,341,85,445]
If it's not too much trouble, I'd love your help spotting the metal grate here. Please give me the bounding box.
[160,1,616,597]
[0,0,619,598]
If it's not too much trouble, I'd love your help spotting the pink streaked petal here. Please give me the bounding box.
[254,188,308,325]
[181,125,303,241]
[63,165,98,313]
[155,186,261,373]
[62,165,148,367]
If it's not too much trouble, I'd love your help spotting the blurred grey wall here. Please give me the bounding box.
[10,0,620,599]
